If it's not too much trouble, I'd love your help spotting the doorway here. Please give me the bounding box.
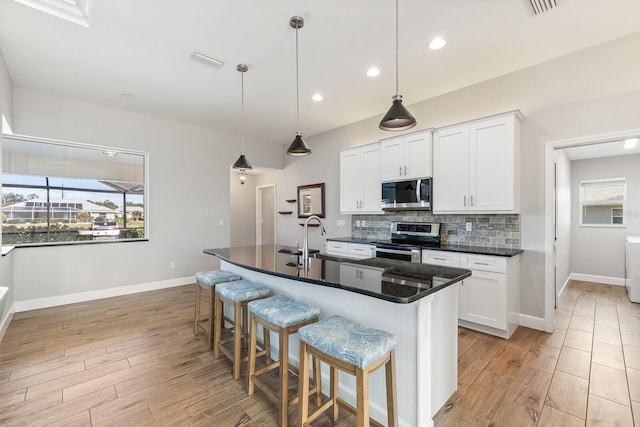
[544,128,640,332]
[257,184,276,245]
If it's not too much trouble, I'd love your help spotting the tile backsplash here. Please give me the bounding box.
[352,212,520,249]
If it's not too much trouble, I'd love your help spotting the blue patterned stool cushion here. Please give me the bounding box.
[216,280,270,302]
[249,295,320,328]
[298,315,397,369]
[195,270,241,287]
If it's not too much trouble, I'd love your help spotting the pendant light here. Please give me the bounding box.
[232,64,253,171]
[379,0,416,131]
[286,16,311,156]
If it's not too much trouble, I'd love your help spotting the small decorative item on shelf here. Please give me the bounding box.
[278,211,293,215]
[299,223,320,227]
[285,199,297,203]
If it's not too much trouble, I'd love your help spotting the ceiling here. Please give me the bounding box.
[563,138,640,160]
[1,0,640,148]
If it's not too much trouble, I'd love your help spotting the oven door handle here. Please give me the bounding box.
[376,246,420,255]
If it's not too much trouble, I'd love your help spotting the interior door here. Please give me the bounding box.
[257,185,276,245]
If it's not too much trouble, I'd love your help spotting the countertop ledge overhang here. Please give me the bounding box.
[204,245,471,304]
[327,237,523,257]
[1,246,15,256]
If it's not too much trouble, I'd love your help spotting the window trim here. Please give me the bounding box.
[579,177,626,228]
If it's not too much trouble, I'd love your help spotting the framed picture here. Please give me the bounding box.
[297,183,325,218]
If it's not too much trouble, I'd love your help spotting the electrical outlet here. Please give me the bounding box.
[336,219,345,227]
[170,262,176,269]
[465,222,472,232]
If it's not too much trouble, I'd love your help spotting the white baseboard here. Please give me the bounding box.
[557,275,572,303]
[518,313,546,331]
[14,276,195,312]
[570,273,625,286]
[0,304,15,343]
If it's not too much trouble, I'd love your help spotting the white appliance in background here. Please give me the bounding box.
[625,236,640,303]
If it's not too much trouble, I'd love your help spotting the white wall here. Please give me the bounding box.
[257,31,640,320]
[554,149,572,299]
[0,47,15,335]
[9,87,277,303]
[230,171,257,247]
[570,153,640,281]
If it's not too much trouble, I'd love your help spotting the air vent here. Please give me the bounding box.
[189,50,225,68]
[529,0,558,15]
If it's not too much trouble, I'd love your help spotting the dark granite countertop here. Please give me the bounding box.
[204,245,471,304]
[326,237,522,257]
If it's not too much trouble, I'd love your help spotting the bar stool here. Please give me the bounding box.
[193,270,241,349]
[247,295,321,427]
[297,315,398,427]
[214,279,271,380]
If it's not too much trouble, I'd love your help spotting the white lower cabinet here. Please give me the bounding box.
[340,263,383,294]
[326,241,374,260]
[423,250,520,338]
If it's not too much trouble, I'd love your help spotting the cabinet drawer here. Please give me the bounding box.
[327,241,350,254]
[460,254,506,273]
[422,250,460,267]
[349,243,374,258]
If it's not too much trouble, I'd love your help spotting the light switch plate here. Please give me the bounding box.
[465,222,472,231]
[336,219,346,227]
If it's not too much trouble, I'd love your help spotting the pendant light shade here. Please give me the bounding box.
[379,0,416,132]
[233,64,253,171]
[286,16,311,156]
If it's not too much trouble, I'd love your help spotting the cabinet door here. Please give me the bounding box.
[433,126,470,212]
[404,131,432,179]
[360,145,383,213]
[380,137,404,181]
[470,117,514,211]
[340,148,362,213]
[459,270,507,330]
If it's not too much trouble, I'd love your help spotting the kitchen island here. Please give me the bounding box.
[204,245,471,427]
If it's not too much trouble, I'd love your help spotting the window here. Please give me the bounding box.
[2,134,147,245]
[579,178,626,227]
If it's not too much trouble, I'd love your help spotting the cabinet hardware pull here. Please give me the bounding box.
[399,166,402,176]
[464,195,467,207]
[470,195,474,206]
[473,262,489,266]
[434,257,446,261]
[404,165,407,175]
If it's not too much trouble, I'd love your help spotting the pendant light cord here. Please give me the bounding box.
[295,24,300,133]
[395,0,399,97]
[241,69,245,153]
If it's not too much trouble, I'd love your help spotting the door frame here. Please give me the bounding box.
[256,184,277,245]
[544,128,640,332]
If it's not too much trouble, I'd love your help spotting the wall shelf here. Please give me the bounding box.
[278,211,293,215]
[299,223,320,227]
[285,199,297,203]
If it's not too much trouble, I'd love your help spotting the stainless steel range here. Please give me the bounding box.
[374,222,441,263]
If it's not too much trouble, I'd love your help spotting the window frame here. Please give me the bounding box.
[2,133,149,247]
[579,177,626,228]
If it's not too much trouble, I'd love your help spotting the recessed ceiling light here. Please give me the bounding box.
[312,93,323,102]
[366,67,380,77]
[624,138,638,149]
[189,50,224,68]
[428,37,446,50]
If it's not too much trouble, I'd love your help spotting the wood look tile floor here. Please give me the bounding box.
[0,280,637,426]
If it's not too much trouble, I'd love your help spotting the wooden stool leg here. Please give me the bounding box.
[330,365,339,422]
[298,341,310,427]
[386,350,398,427]
[233,301,242,380]
[313,355,322,408]
[356,368,370,427]
[247,313,258,395]
[213,292,223,359]
[207,286,215,350]
[242,303,249,350]
[193,283,201,335]
[279,328,289,427]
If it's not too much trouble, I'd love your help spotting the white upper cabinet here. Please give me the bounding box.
[340,143,382,214]
[433,111,522,213]
[380,130,433,181]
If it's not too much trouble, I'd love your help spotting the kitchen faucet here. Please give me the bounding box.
[302,214,325,269]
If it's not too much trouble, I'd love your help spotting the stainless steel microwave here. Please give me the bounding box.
[381,178,432,210]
